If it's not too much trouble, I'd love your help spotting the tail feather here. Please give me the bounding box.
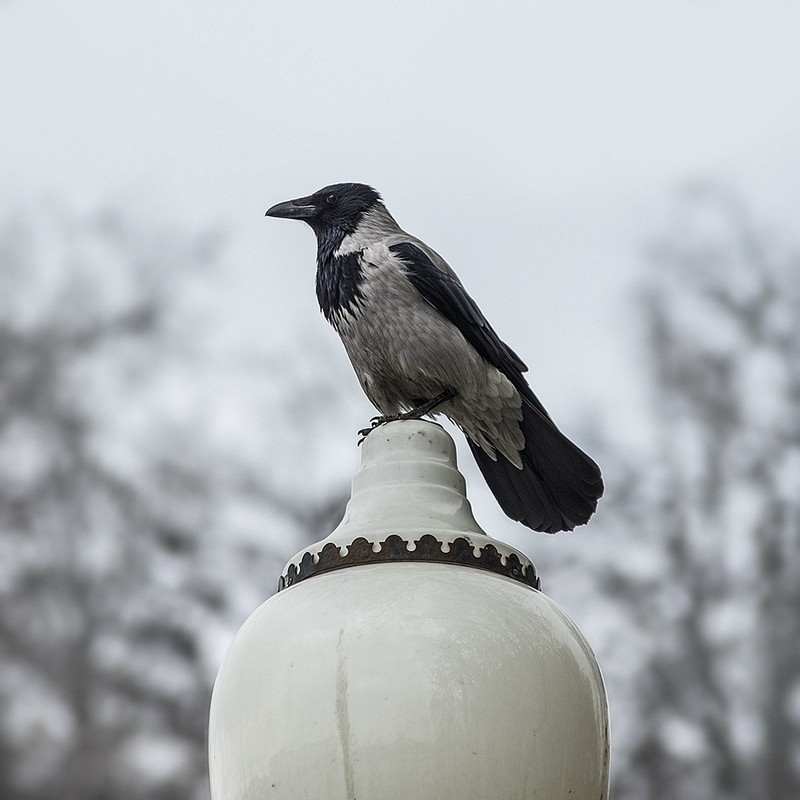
[468,398,603,533]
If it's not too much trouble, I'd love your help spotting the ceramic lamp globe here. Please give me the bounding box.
[208,421,610,800]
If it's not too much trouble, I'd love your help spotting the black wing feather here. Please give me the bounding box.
[390,241,552,422]
[389,242,603,533]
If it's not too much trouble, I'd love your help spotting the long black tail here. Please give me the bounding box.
[467,398,603,533]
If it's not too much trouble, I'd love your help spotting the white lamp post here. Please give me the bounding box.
[209,420,610,799]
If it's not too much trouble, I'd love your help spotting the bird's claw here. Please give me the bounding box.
[357,415,395,445]
[356,392,457,446]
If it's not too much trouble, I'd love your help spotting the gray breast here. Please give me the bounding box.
[330,243,525,463]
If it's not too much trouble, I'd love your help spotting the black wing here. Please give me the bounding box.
[391,241,603,532]
[390,241,552,420]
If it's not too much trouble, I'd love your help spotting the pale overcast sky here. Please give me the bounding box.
[2,0,799,460]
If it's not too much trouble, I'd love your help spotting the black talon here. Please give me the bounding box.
[356,426,376,444]
[356,389,458,445]
[357,414,396,444]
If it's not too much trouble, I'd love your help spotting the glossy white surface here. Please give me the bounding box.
[209,421,610,799]
[284,421,535,584]
[209,565,610,799]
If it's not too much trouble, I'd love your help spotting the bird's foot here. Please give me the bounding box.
[357,413,401,444]
[357,389,458,445]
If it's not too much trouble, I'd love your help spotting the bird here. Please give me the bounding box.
[266,183,603,532]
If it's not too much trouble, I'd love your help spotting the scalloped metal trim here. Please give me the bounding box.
[278,534,540,592]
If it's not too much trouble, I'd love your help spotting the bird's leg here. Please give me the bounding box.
[358,389,458,444]
[401,388,459,419]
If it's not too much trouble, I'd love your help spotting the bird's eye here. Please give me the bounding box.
[324,193,338,207]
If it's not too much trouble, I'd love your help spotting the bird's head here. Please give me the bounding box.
[266,183,383,236]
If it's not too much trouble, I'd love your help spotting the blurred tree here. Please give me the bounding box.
[604,186,800,800]
[0,209,352,800]
[11,186,797,800]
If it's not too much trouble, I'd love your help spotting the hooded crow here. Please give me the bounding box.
[266,183,603,532]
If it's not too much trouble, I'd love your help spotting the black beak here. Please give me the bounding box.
[265,196,317,220]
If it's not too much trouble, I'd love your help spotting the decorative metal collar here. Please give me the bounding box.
[278,533,540,592]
